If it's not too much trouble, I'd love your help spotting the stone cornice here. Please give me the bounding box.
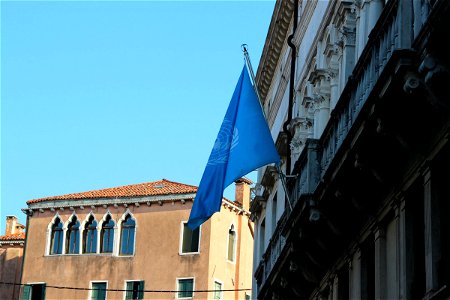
[256,0,295,105]
[0,240,24,246]
[25,193,197,211]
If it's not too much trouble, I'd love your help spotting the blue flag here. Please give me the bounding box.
[187,65,280,229]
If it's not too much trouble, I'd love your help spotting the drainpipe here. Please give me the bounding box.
[283,0,299,176]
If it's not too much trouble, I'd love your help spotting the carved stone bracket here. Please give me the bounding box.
[289,117,314,157]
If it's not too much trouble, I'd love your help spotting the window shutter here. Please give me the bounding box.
[41,284,46,299]
[138,281,144,299]
[125,282,133,300]
[22,285,31,300]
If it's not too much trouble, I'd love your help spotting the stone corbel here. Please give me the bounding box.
[261,165,278,188]
[249,194,267,220]
[341,25,356,47]
[351,0,362,12]
[324,25,340,58]
[418,54,450,108]
[290,117,313,136]
[312,94,330,111]
[309,69,332,102]
[275,132,288,157]
[289,117,313,155]
[304,96,317,115]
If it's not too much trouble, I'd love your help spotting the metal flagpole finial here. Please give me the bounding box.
[240,44,260,102]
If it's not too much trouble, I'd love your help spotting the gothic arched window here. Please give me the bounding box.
[100,215,115,253]
[50,217,63,255]
[227,224,236,262]
[120,214,136,255]
[66,216,80,254]
[83,215,97,254]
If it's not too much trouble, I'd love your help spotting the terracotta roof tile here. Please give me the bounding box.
[0,232,25,241]
[27,179,198,204]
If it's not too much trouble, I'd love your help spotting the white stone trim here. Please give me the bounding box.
[89,280,108,300]
[179,221,201,256]
[175,276,195,300]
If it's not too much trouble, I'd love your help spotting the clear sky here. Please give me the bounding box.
[1,1,275,232]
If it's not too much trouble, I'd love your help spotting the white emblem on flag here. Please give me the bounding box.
[208,120,239,165]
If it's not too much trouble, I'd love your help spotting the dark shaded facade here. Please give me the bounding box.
[251,0,450,299]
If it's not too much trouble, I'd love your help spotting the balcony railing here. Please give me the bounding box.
[320,0,405,177]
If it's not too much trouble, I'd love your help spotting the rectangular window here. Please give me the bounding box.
[22,283,45,300]
[125,281,144,300]
[177,278,194,299]
[259,219,266,257]
[91,282,107,300]
[181,222,200,254]
[337,266,349,299]
[361,237,375,300]
[271,194,277,234]
[213,281,222,300]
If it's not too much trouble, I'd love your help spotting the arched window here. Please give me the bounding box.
[66,216,80,254]
[100,215,114,253]
[50,217,63,255]
[120,214,136,255]
[83,215,97,254]
[227,224,236,262]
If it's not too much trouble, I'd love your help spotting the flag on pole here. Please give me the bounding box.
[187,65,280,230]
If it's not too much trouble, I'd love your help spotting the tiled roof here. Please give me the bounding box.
[0,232,25,241]
[27,179,198,204]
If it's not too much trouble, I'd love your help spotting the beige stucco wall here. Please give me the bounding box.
[209,207,253,300]
[0,246,24,299]
[21,198,253,299]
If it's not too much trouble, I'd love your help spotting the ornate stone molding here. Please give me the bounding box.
[256,0,295,104]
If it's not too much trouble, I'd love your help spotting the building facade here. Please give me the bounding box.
[21,178,254,299]
[251,0,450,299]
[0,216,26,300]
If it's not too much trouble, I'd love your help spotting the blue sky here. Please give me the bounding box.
[1,1,275,231]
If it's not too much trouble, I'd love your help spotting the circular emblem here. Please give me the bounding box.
[208,120,239,165]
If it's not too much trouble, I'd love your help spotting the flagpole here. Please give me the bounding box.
[241,44,294,212]
[241,44,263,113]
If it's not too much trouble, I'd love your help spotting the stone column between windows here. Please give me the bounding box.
[387,200,402,299]
[374,226,387,300]
[356,1,367,58]
[349,248,362,299]
[396,196,411,300]
[331,275,339,300]
[62,227,68,254]
[423,167,441,296]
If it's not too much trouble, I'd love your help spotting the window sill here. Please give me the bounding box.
[45,253,135,257]
[179,252,200,256]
